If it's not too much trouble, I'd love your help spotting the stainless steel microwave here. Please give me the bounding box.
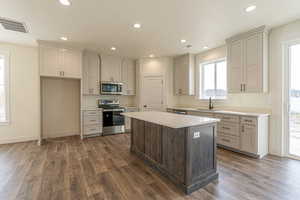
[100,82,123,95]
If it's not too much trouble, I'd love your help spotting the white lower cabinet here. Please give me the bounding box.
[82,110,102,137]
[240,123,257,154]
[217,133,240,149]
[185,110,269,158]
[124,107,139,131]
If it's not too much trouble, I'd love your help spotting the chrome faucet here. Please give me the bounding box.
[209,97,214,110]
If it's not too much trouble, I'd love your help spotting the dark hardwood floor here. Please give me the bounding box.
[1,134,300,200]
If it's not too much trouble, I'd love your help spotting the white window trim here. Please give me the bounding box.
[283,39,300,159]
[0,50,10,125]
[199,58,227,100]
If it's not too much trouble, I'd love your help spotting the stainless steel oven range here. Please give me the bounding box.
[98,99,125,135]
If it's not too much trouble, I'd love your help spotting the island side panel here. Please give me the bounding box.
[131,118,145,153]
[144,121,163,164]
[185,123,218,193]
[162,127,186,184]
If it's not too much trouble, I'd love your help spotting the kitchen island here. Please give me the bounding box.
[122,111,220,194]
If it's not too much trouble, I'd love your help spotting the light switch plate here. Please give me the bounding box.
[193,132,200,139]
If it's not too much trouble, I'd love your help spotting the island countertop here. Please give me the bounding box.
[122,111,219,129]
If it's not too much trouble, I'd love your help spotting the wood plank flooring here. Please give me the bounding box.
[1,134,300,200]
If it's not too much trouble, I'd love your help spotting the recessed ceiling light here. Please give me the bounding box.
[149,54,154,58]
[59,0,71,6]
[180,39,187,43]
[60,36,68,41]
[111,47,116,51]
[203,46,208,49]
[245,5,256,12]
[133,23,141,29]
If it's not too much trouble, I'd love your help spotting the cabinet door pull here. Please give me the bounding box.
[241,125,245,132]
[222,127,230,130]
[243,84,246,92]
[240,84,243,92]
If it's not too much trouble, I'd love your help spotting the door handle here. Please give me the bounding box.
[240,84,243,92]
[243,84,246,92]
[143,105,147,108]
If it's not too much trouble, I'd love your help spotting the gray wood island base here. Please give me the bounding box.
[122,111,220,194]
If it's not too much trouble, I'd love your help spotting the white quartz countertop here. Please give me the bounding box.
[122,111,220,129]
[168,106,270,117]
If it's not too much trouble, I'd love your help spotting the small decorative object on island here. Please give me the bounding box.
[122,111,220,194]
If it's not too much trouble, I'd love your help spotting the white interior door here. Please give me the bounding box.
[141,76,164,111]
[288,42,300,159]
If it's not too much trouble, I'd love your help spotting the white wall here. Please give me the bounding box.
[82,95,136,109]
[0,42,40,144]
[41,77,80,138]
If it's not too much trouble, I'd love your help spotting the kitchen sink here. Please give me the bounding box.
[196,108,216,112]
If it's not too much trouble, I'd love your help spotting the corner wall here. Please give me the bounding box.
[269,19,300,156]
[0,42,40,144]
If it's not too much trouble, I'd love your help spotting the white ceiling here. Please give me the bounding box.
[0,0,300,58]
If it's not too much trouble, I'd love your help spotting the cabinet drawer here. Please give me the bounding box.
[218,123,240,136]
[217,134,240,149]
[84,125,101,135]
[83,110,101,116]
[241,116,257,126]
[83,115,101,125]
[215,114,239,123]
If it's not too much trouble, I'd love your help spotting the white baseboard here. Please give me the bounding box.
[0,136,38,145]
[43,132,79,139]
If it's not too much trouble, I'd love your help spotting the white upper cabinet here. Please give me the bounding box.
[226,26,268,93]
[227,40,244,93]
[82,50,100,95]
[39,44,82,79]
[39,46,60,77]
[100,54,122,82]
[244,33,264,92]
[62,49,82,78]
[121,59,136,95]
[174,54,195,96]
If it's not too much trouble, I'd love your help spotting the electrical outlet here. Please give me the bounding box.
[193,132,200,139]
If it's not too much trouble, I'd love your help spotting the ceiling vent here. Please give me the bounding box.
[0,17,28,33]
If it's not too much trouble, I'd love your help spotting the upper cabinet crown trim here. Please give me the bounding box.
[37,40,84,51]
[226,25,267,43]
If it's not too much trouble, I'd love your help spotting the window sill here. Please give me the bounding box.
[0,122,10,126]
[198,98,227,101]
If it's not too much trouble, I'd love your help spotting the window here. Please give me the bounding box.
[200,59,227,100]
[0,51,9,124]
